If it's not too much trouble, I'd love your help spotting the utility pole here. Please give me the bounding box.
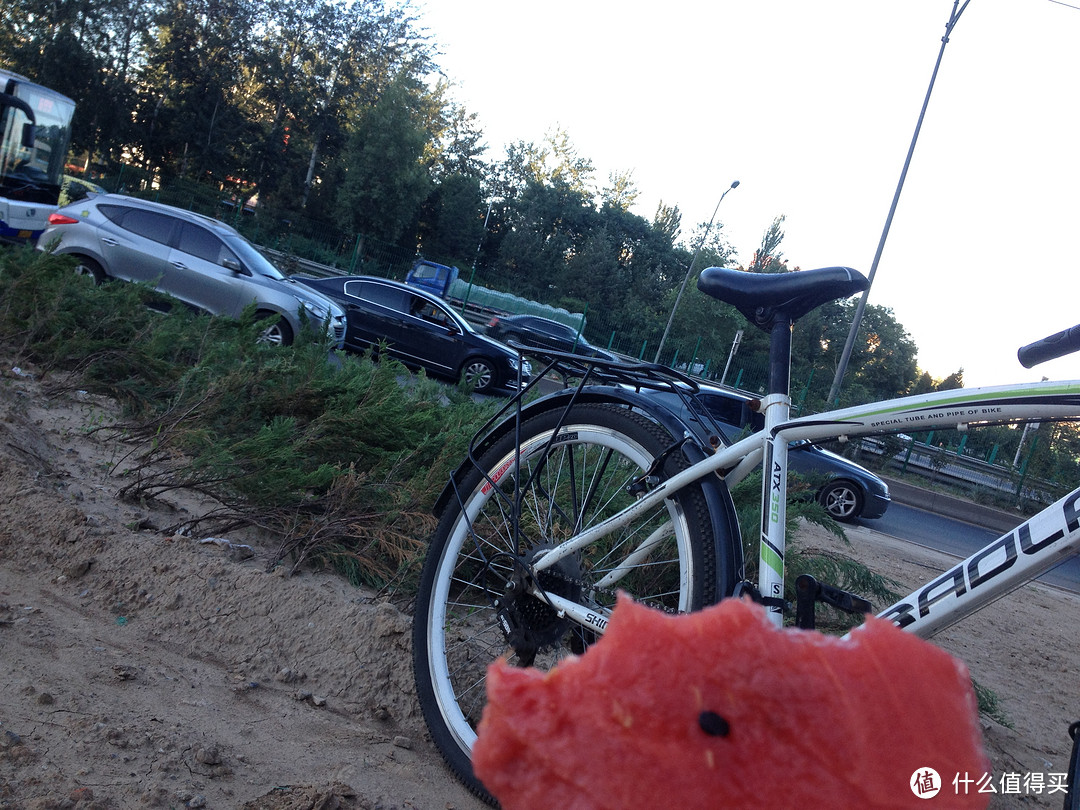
[827,0,971,405]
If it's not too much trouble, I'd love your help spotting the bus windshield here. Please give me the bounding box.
[0,70,76,241]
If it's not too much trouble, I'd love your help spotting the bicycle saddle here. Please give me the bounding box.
[697,266,869,330]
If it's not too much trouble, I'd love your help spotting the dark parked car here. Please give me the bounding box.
[294,275,531,394]
[645,384,890,522]
[36,194,346,348]
[486,314,618,361]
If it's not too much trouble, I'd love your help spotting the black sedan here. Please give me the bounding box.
[644,384,891,522]
[486,314,618,361]
[294,275,530,394]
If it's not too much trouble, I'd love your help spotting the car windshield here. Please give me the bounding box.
[225,234,286,280]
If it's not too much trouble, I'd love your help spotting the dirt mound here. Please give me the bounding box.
[0,367,484,808]
[0,364,1076,809]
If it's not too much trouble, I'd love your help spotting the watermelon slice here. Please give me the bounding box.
[474,596,989,809]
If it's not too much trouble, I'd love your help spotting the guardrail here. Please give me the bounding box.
[857,437,1058,507]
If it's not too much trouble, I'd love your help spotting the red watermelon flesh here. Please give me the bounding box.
[473,595,990,810]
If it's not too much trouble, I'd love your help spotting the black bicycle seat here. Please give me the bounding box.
[697,266,869,330]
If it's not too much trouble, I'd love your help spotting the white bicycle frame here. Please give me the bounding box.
[530,378,1080,639]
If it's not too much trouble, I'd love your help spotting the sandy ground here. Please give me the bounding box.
[0,364,1076,809]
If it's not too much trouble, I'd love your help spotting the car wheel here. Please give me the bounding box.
[255,313,294,347]
[73,256,106,284]
[461,357,496,393]
[818,479,864,522]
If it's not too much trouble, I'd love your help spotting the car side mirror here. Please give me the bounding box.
[21,122,35,148]
[222,257,245,274]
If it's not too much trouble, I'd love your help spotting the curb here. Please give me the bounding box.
[881,475,1023,534]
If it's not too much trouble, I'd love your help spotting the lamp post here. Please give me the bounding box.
[654,179,740,364]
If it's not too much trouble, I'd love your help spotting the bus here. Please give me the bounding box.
[0,69,76,244]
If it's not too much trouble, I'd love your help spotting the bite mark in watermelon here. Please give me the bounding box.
[473,596,990,809]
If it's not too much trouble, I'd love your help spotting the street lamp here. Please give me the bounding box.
[654,180,740,364]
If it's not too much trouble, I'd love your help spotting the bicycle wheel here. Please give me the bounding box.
[413,403,724,802]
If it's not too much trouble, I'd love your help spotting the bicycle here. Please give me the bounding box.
[411,264,1080,805]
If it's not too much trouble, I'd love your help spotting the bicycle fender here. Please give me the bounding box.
[434,386,691,518]
[679,439,745,600]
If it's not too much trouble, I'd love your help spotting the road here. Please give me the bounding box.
[866,502,1080,594]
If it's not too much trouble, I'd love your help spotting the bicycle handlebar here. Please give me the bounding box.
[1018,323,1080,368]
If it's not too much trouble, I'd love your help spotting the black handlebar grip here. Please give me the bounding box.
[1017,324,1080,369]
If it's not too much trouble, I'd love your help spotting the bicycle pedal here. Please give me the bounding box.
[794,574,872,631]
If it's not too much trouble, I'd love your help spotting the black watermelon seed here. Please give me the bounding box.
[698,710,730,737]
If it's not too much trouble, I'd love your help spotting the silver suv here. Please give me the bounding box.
[37,194,346,348]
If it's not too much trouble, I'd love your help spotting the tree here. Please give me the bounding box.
[807,299,919,408]
[601,169,639,211]
[243,0,344,201]
[935,369,964,390]
[417,172,485,263]
[136,0,263,179]
[658,270,748,374]
[0,0,151,166]
[335,73,433,245]
[653,202,682,245]
[426,89,488,181]
[294,0,433,211]
[499,127,596,198]
[494,178,592,299]
[747,216,789,273]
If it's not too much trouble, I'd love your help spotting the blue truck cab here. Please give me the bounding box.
[405,259,459,298]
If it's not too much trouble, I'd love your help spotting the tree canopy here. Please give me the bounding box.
[0,0,956,409]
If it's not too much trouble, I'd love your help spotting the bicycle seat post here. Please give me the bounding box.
[758,315,795,626]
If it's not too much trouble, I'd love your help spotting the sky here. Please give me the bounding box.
[417,0,1080,389]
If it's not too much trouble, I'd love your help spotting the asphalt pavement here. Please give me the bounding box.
[874,477,1079,594]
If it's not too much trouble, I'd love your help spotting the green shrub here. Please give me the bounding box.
[0,245,494,588]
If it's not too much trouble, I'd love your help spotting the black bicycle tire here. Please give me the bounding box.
[412,402,726,803]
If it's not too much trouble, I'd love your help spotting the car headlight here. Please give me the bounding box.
[507,357,533,377]
[296,297,330,322]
